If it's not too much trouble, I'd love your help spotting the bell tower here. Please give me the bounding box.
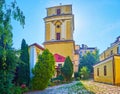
[43,4,75,61]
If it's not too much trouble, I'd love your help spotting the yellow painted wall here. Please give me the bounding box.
[44,41,75,61]
[100,52,105,61]
[100,44,119,61]
[94,59,114,84]
[47,5,72,16]
[46,23,50,41]
[114,56,120,85]
[66,20,71,40]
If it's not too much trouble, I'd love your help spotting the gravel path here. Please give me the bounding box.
[81,80,120,94]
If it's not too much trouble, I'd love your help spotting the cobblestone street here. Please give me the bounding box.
[25,80,120,94]
[81,80,120,94]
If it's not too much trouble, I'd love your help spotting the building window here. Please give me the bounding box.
[56,33,60,40]
[57,9,61,15]
[97,68,99,76]
[56,25,60,28]
[58,64,62,68]
[117,47,120,54]
[111,50,113,55]
[104,66,107,76]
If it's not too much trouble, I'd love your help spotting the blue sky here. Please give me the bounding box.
[11,0,120,53]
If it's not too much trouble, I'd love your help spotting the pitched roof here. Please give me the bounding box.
[29,43,44,50]
[54,53,65,62]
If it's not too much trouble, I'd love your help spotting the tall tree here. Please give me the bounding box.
[17,39,30,86]
[79,50,99,73]
[32,49,55,90]
[0,0,25,93]
[61,56,73,81]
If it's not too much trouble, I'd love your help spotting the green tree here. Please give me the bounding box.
[61,56,73,81]
[0,0,25,93]
[32,49,55,90]
[80,66,90,80]
[79,50,99,73]
[17,39,30,86]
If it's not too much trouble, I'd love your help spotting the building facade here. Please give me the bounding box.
[80,44,97,57]
[29,5,80,78]
[93,36,120,85]
[29,43,44,77]
[43,5,79,73]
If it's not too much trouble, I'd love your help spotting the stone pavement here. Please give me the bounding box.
[25,81,92,94]
[81,80,120,94]
[25,80,120,94]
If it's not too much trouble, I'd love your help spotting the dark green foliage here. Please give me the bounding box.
[79,50,99,73]
[80,66,90,80]
[17,39,30,86]
[51,75,64,82]
[32,49,55,90]
[61,56,73,81]
[74,72,80,78]
[0,49,20,94]
[57,75,64,81]
[0,0,25,93]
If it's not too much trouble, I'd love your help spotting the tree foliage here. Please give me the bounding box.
[32,49,55,90]
[61,56,73,81]
[79,50,99,73]
[0,0,25,93]
[17,39,30,86]
[80,66,90,80]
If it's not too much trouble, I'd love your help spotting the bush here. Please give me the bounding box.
[61,56,73,81]
[80,66,90,80]
[76,77,80,81]
[74,72,80,78]
[57,75,64,81]
[13,86,22,94]
[32,49,55,90]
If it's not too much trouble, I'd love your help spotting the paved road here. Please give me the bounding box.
[81,80,120,94]
[25,80,120,94]
[25,81,91,94]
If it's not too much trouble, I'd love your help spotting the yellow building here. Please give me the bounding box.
[29,43,44,77]
[29,5,80,77]
[93,36,120,85]
[43,5,79,73]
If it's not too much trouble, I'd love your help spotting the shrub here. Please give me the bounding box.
[57,75,64,81]
[76,77,80,81]
[74,72,80,78]
[80,66,90,80]
[32,49,55,90]
[61,56,73,81]
[13,86,22,94]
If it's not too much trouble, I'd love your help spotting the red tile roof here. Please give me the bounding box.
[54,53,65,62]
[29,43,44,50]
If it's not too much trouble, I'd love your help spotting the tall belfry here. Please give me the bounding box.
[43,5,79,72]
